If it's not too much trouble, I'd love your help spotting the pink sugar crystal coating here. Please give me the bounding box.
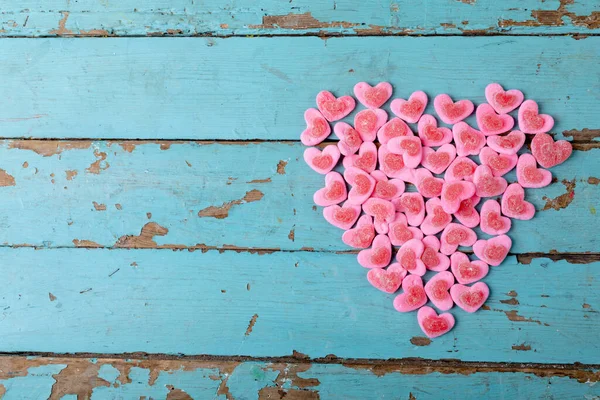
[316,90,356,122]
[357,234,392,269]
[417,306,455,338]
[354,82,393,109]
[313,171,347,207]
[421,144,456,174]
[393,275,427,312]
[487,130,525,155]
[485,83,524,115]
[434,94,474,125]
[418,114,453,147]
[450,282,490,313]
[344,167,376,205]
[473,235,512,266]
[516,153,552,189]
[440,223,477,256]
[334,122,363,156]
[377,117,413,145]
[518,100,554,134]
[343,141,378,173]
[342,215,375,249]
[323,203,362,230]
[501,183,535,220]
[421,235,450,272]
[476,103,514,136]
[301,108,331,146]
[304,145,341,175]
[396,238,426,276]
[450,252,489,285]
[367,263,407,293]
[354,109,388,142]
[424,271,455,311]
[530,132,573,169]
[391,91,428,123]
[453,122,485,156]
[479,147,518,177]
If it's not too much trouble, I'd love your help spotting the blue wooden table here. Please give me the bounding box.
[0,1,598,398]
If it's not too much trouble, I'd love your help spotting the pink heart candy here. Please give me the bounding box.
[516,153,552,189]
[479,199,511,235]
[344,167,376,205]
[314,171,347,207]
[501,183,535,220]
[323,203,362,230]
[303,145,340,174]
[450,282,490,313]
[343,141,378,173]
[354,109,388,142]
[377,117,413,145]
[396,239,426,276]
[421,197,452,235]
[440,223,477,255]
[390,91,428,123]
[393,193,425,227]
[473,235,512,266]
[424,271,455,311]
[334,122,363,156]
[531,132,573,169]
[476,103,514,136]
[453,195,481,228]
[479,147,518,177]
[485,83,524,114]
[421,235,450,272]
[421,144,456,174]
[367,263,407,293]
[417,306,455,338]
[316,90,356,122]
[301,108,331,146]
[434,94,474,124]
[363,198,396,233]
[450,252,489,285]
[453,122,486,156]
[388,212,424,246]
[393,275,427,312]
[518,99,554,134]
[354,82,393,109]
[417,114,453,147]
[342,215,375,248]
[388,135,423,169]
[473,164,508,198]
[378,144,415,181]
[370,170,405,200]
[414,168,444,198]
[358,234,392,269]
[487,130,526,155]
[441,181,476,214]
[444,156,478,182]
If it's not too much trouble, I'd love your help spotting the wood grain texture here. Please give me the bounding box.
[0,37,597,140]
[1,0,599,37]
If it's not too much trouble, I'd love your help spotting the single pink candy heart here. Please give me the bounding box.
[370,170,405,200]
[417,306,455,338]
[367,263,407,293]
[378,144,415,181]
[417,114,453,147]
[479,147,518,177]
[421,197,452,235]
[444,156,478,182]
[323,203,362,230]
[450,282,490,313]
[453,122,485,156]
[344,167,376,205]
[393,275,427,312]
[485,83,524,114]
[421,235,450,272]
[334,122,363,156]
[518,99,554,134]
[358,234,392,269]
[516,153,552,188]
[313,171,347,207]
[303,145,340,174]
[530,132,573,169]
[476,103,514,136]
[440,223,477,255]
[354,109,388,142]
[434,94,474,125]
[393,193,425,227]
[501,183,535,220]
[377,117,413,145]
[487,130,526,155]
[388,212,424,246]
[414,169,444,198]
[354,82,393,109]
[421,144,456,174]
[396,239,426,276]
[363,198,396,233]
[388,135,423,169]
[473,165,508,198]
[479,199,511,235]
[450,252,489,285]
[390,91,428,123]
[453,195,481,228]
[441,180,476,214]
[301,108,331,146]
[473,235,512,266]
[316,90,356,122]
[343,141,378,173]
[342,215,375,248]
[424,271,455,311]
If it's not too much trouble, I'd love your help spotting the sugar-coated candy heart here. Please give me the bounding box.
[450,252,489,285]
[421,197,452,235]
[334,122,363,156]
[396,239,426,276]
[441,181,476,214]
[530,132,573,169]
[418,114,453,147]
[363,198,396,232]
[388,136,423,168]
[323,203,362,230]
[476,104,514,136]
[479,147,518,177]
[453,195,480,228]
[314,171,347,206]
[414,168,444,198]
[479,199,511,235]
[303,145,340,174]
[393,193,425,227]
[473,235,512,266]
[516,153,552,189]
[301,108,331,146]
[378,144,414,181]
[388,212,424,246]
[344,167,376,205]
[444,156,478,182]
[453,122,486,156]
[501,183,535,220]
[434,94,474,124]
[370,170,405,200]
[473,165,508,198]
[342,215,375,248]
[440,223,477,255]
[450,282,489,313]
[367,263,407,293]
[518,100,554,134]
[424,271,455,311]
[377,117,413,145]
[417,306,455,338]
[343,141,378,173]
[390,91,428,123]
[485,83,524,114]
[358,234,392,269]
[354,109,388,142]
[354,82,393,109]
[316,90,356,122]
[393,275,427,312]
[487,130,525,155]
[421,144,456,174]
[421,235,450,272]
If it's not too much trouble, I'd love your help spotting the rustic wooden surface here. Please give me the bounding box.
[0,0,598,398]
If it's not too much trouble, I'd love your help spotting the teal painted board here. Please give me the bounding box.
[0,141,596,253]
[1,0,599,36]
[0,249,597,363]
[0,37,597,140]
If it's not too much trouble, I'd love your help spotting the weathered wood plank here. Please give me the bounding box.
[0,37,597,141]
[1,0,599,37]
[0,141,596,253]
[0,249,597,363]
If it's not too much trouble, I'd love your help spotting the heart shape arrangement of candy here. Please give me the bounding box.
[301,82,572,339]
